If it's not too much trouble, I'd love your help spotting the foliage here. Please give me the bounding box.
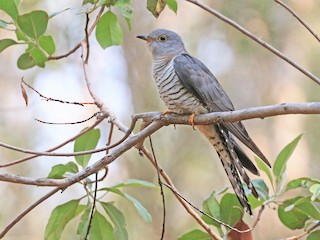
[45,128,157,239]
[0,0,177,69]
[1,0,319,239]
[180,134,320,239]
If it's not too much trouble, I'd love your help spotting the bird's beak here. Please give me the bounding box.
[136,35,153,42]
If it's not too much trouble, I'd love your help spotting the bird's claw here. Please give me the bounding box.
[189,113,196,130]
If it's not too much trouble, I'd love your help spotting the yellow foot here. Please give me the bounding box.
[189,113,196,129]
[161,110,172,116]
[160,110,176,129]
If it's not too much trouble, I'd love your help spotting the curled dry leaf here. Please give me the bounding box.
[20,81,28,106]
[227,219,253,240]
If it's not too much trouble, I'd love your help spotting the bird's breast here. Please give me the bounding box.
[152,58,206,114]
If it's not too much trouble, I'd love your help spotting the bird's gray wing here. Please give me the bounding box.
[173,53,270,167]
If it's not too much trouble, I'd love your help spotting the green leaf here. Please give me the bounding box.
[17,10,48,39]
[83,0,96,5]
[294,197,320,220]
[246,179,269,209]
[278,196,309,230]
[65,161,79,173]
[111,179,157,189]
[310,184,320,201]
[104,188,152,222]
[307,230,320,240]
[15,28,28,41]
[0,0,19,20]
[88,211,114,240]
[74,128,100,168]
[167,0,178,13]
[201,193,221,228]
[178,229,211,240]
[13,0,21,7]
[44,199,81,240]
[0,20,7,29]
[96,11,122,49]
[273,134,302,186]
[220,193,243,227]
[39,35,55,55]
[47,162,79,179]
[77,206,92,238]
[30,47,47,67]
[101,202,128,240]
[286,177,320,191]
[252,179,269,199]
[17,52,36,69]
[114,0,132,29]
[254,156,273,185]
[124,193,152,222]
[147,0,166,18]
[47,164,67,179]
[114,0,132,19]
[0,38,17,53]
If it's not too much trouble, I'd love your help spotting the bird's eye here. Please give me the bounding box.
[158,35,168,42]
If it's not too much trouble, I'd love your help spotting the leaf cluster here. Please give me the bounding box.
[180,134,320,239]
[45,128,157,239]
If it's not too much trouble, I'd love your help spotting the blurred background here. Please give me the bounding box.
[0,0,320,239]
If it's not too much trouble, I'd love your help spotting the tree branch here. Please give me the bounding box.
[134,102,320,126]
[274,0,320,43]
[1,102,319,163]
[0,187,61,238]
[48,7,105,60]
[185,0,320,85]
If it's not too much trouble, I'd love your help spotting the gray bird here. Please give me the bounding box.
[137,29,270,215]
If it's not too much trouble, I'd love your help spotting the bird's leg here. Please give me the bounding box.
[160,110,176,129]
[161,110,172,116]
[189,113,196,130]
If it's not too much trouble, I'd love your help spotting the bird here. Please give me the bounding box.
[137,29,270,215]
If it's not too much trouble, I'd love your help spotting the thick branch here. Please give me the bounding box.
[185,0,320,85]
[0,121,165,187]
[0,102,318,159]
[134,102,320,125]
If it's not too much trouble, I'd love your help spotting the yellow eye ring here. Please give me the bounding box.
[158,35,168,42]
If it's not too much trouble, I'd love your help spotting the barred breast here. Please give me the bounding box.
[152,57,207,115]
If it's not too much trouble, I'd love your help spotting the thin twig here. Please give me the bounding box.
[48,7,105,60]
[283,221,320,240]
[84,166,108,184]
[106,122,114,154]
[35,112,98,125]
[275,0,320,43]
[185,0,320,85]
[81,41,105,110]
[161,181,253,233]
[84,13,90,64]
[0,113,108,168]
[21,78,94,106]
[139,146,222,240]
[251,204,265,229]
[148,136,166,240]
[85,172,98,240]
[0,187,61,238]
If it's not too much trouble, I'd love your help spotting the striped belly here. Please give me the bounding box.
[152,59,205,114]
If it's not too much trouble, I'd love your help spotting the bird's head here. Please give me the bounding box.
[137,29,187,59]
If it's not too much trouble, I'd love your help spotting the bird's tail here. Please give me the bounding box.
[197,124,259,215]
